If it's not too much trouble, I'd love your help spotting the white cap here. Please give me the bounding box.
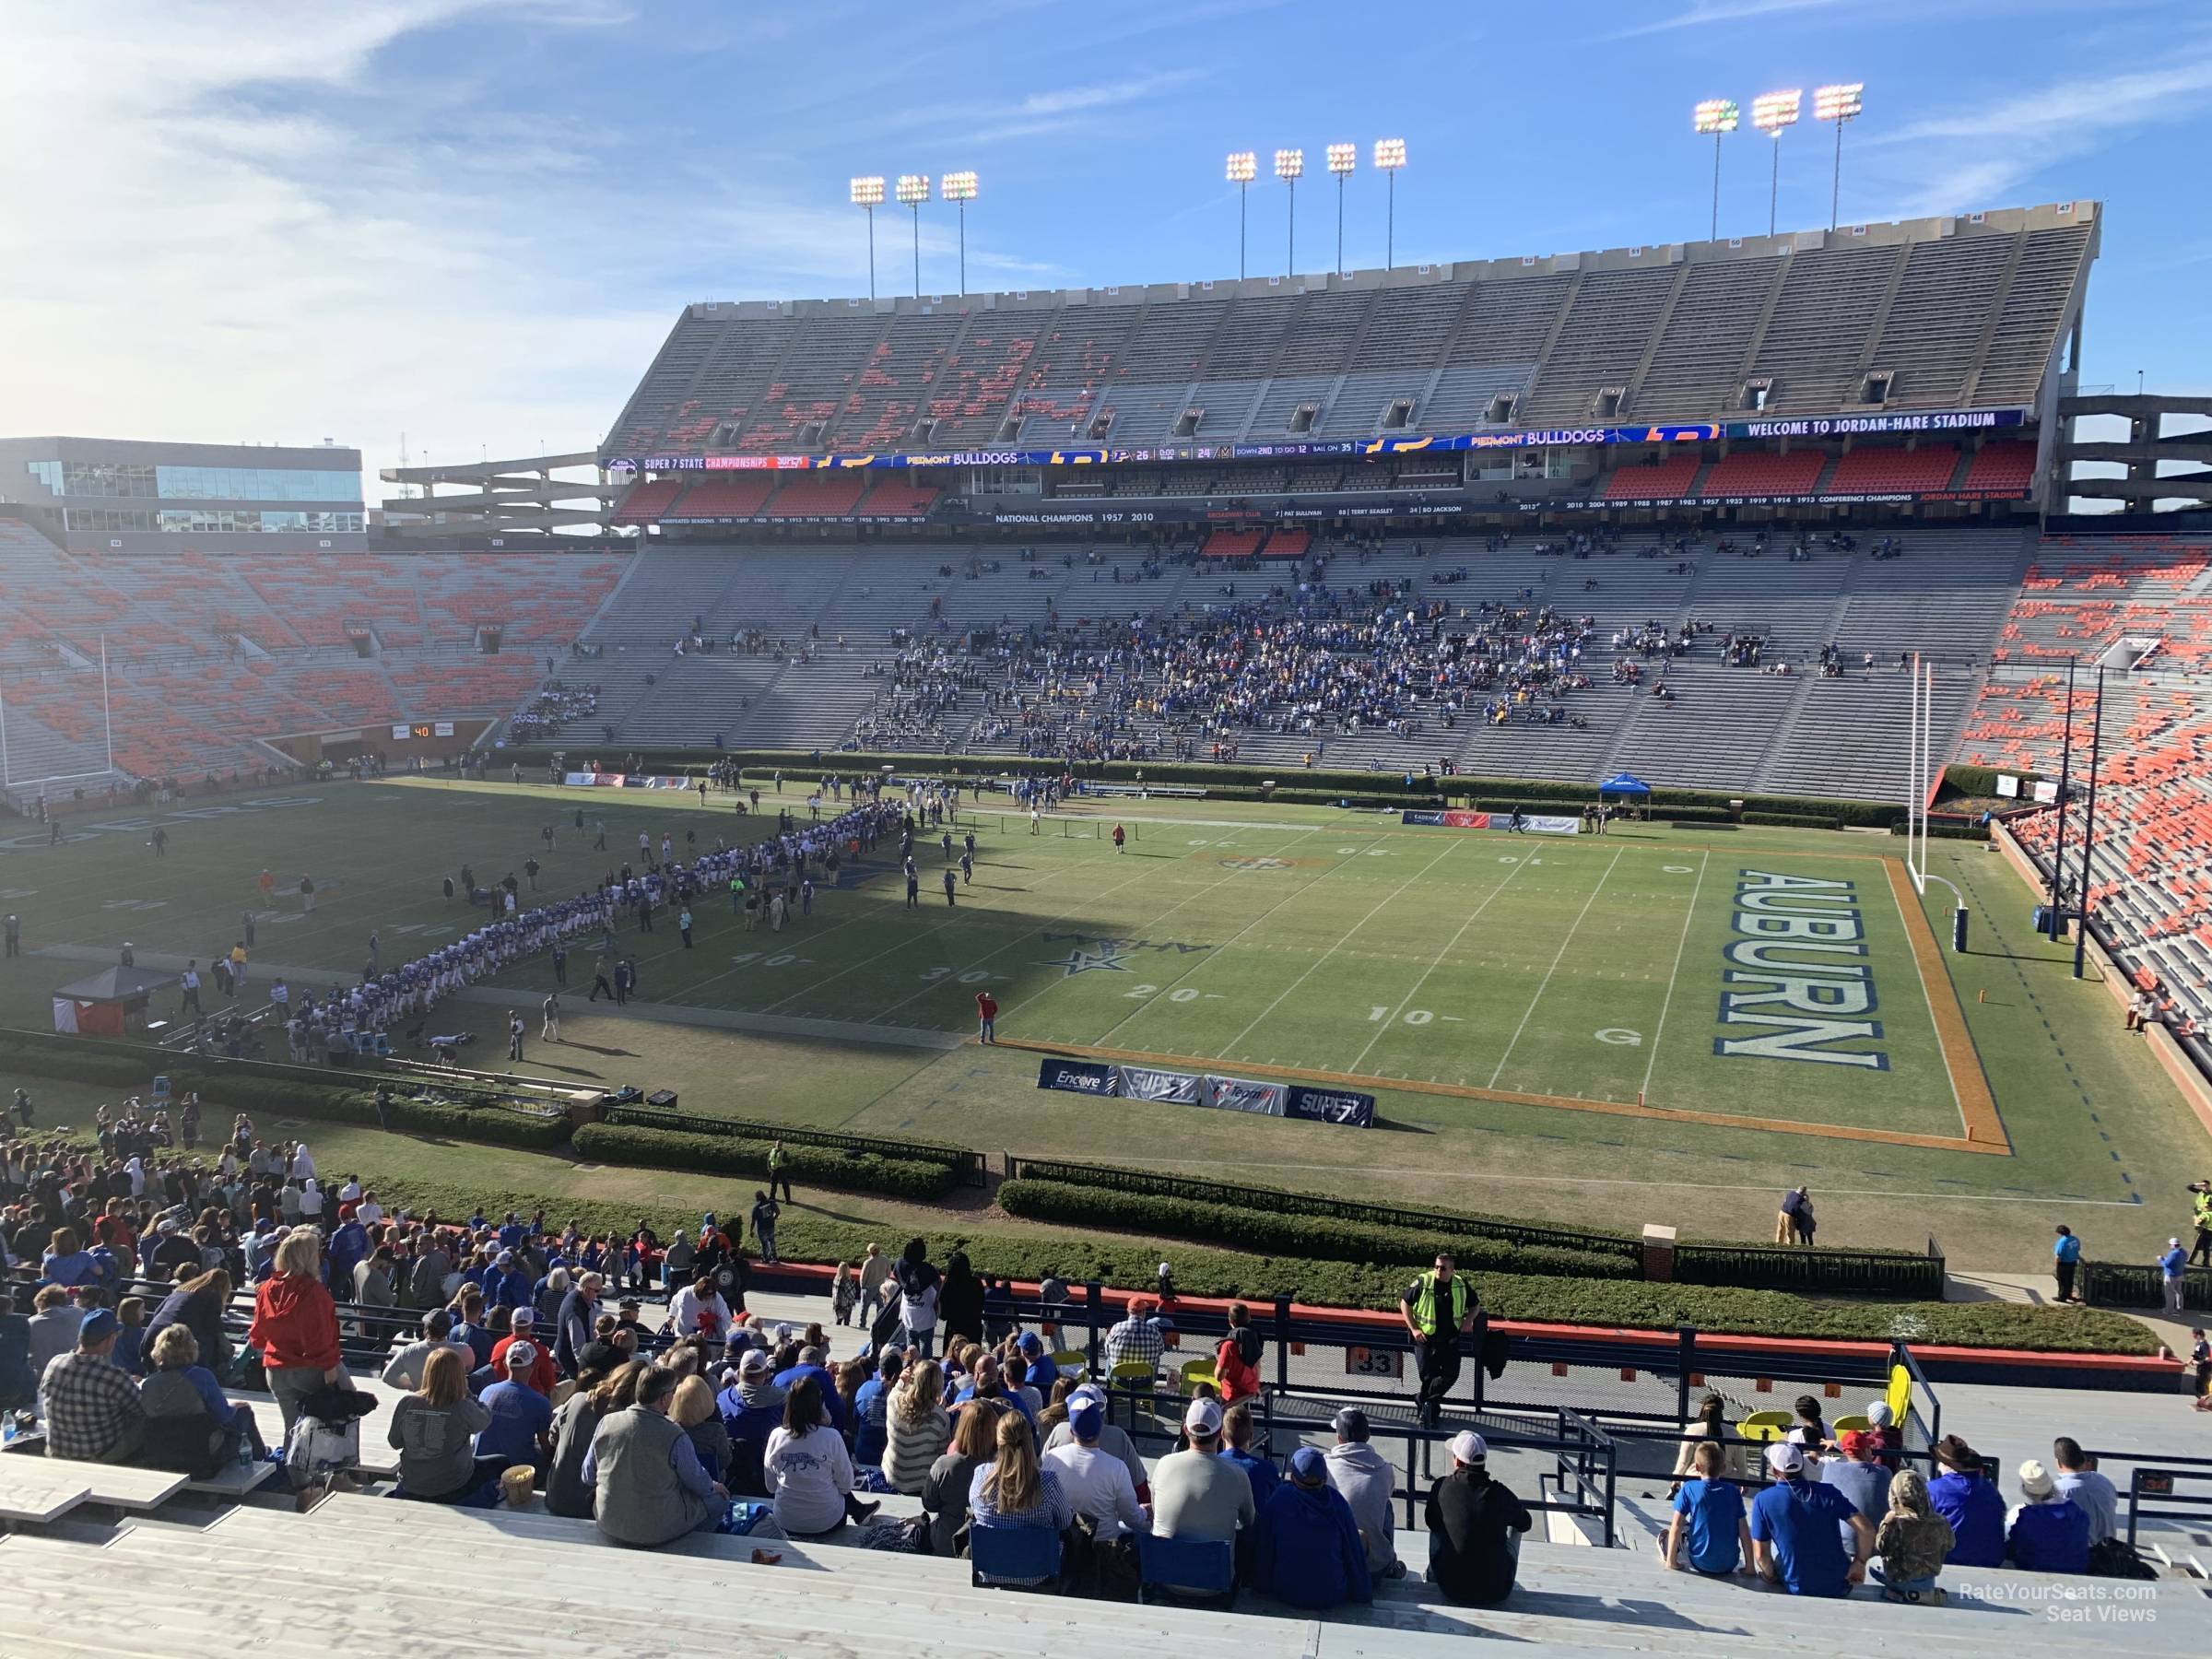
[505,1340,538,1368]
[1765,1441,1805,1475]
[1449,1430,1488,1465]
[1183,1397,1223,1436]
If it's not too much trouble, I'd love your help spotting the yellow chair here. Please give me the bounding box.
[1050,1349,1088,1381]
[1886,1363,1913,1430]
[1831,1414,1871,1435]
[1111,1359,1159,1392]
[1736,1410,1792,1444]
[1179,1359,1218,1395]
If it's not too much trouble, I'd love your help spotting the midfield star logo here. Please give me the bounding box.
[1040,940,1134,977]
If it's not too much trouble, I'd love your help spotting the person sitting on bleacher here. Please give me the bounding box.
[26,1285,84,1409]
[1927,1435,2006,1567]
[1871,1468,1953,1604]
[1664,1440,1751,1576]
[388,1346,496,1502]
[1218,1399,1279,1511]
[477,1341,555,1473]
[144,1268,234,1382]
[884,1357,950,1497]
[1043,1390,1147,1542]
[1424,1431,1533,1606]
[764,1374,859,1539]
[1253,1445,1372,1612]
[585,1361,726,1546]
[1323,1406,1400,1579]
[2006,1460,2089,1574]
[968,1406,1074,1583]
[140,1323,266,1474]
[382,1309,473,1391]
[41,1307,145,1465]
[1151,1397,1255,1573]
[489,1309,559,1397]
[1748,1441,1872,1597]
[549,1359,643,1518]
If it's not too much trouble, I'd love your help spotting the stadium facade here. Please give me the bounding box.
[593,202,2095,537]
[0,435,366,553]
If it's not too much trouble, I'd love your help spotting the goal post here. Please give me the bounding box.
[1904,653,1970,951]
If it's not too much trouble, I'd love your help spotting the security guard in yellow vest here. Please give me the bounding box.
[1400,1253,1477,1428]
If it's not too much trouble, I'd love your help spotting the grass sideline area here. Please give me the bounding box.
[0,775,2203,1277]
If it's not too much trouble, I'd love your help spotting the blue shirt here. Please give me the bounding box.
[1223,1445,1281,1512]
[2159,1246,2186,1280]
[2053,1235,2081,1264]
[1748,1477,1861,1596]
[1927,1470,2006,1568]
[2009,1499,2088,1573]
[476,1380,553,1463]
[853,1378,890,1465]
[1672,1477,1746,1573]
[783,1364,847,1432]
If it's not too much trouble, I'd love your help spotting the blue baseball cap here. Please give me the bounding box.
[1017,1332,1041,1355]
[1289,1446,1327,1485]
[78,1309,120,1346]
[1070,1401,1104,1441]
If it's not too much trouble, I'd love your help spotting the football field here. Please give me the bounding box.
[0,773,2201,1263]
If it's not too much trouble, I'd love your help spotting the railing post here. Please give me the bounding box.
[1084,1279,1103,1379]
[1272,1293,1291,1394]
[1470,1307,1488,1413]
[1677,1325,1696,1430]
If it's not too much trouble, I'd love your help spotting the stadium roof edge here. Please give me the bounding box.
[679,200,2100,321]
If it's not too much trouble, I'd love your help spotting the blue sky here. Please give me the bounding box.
[0,0,2206,500]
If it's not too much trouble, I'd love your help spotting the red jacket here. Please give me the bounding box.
[1217,1334,1262,1404]
[248,1272,342,1372]
[489,1332,559,1395]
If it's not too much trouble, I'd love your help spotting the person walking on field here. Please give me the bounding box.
[1776,1186,1814,1246]
[2052,1226,2082,1304]
[1112,824,1125,853]
[975,991,998,1045]
[542,994,562,1044]
[508,1013,525,1063]
[1401,1253,1477,1429]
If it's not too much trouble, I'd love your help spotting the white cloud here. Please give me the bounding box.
[0,3,873,511]
[1601,0,1848,41]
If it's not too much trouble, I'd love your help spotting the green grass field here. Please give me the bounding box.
[0,776,2203,1271]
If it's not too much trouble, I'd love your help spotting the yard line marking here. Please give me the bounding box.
[1214,839,1465,1061]
[1343,853,1531,1076]
[1486,846,1626,1090]
[1638,850,1709,1105]
[1081,831,1384,1042]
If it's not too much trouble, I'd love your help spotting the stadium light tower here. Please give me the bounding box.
[1374,138,1406,269]
[1226,151,1257,278]
[897,174,930,297]
[1814,82,1865,230]
[941,171,977,296]
[1692,99,1738,241]
[1751,90,1801,237]
[1276,147,1304,276]
[1326,143,1356,276]
[851,175,885,300]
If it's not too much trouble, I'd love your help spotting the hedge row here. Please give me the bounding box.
[500,744,1897,827]
[998,1179,1637,1282]
[571,1122,958,1203]
[1673,1241,1945,1299]
[1744,810,1841,831]
[599,1102,972,1172]
[335,1167,2159,1354]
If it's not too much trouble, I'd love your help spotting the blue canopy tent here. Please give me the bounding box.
[1597,772,1651,819]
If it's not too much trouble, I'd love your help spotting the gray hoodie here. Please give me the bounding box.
[1326,1439,1401,1571]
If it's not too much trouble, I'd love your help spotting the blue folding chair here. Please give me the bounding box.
[969,1523,1063,1590]
[149,1075,171,1106]
[1136,1533,1235,1606]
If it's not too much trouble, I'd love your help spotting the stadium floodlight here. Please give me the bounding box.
[1276,148,1303,276]
[1750,90,1801,236]
[851,175,885,300]
[1326,144,1356,275]
[1373,139,1406,268]
[897,174,930,297]
[1693,100,1738,240]
[1813,83,1865,230]
[1227,151,1258,278]
[942,171,977,296]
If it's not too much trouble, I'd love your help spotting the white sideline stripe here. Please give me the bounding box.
[1343,851,1529,1077]
[1638,849,1710,1104]
[1216,839,1464,1060]
[1083,830,1385,1043]
[1888,865,1970,1127]
[1486,846,1626,1089]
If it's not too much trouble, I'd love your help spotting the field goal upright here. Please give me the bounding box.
[0,636,119,810]
[1904,653,1970,952]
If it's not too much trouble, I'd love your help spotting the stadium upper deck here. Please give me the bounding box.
[604,204,2095,484]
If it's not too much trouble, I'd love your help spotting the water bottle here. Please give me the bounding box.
[238,1432,253,1467]
[3,1415,16,1447]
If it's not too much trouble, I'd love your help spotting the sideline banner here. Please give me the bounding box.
[1203,1076,1288,1116]
[1284,1084,1378,1128]
[1037,1057,1117,1096]
[564,772,695,790]
[1120,1065,1204,1104]
[1402,810,1579,836]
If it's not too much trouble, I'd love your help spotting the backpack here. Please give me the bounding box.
[1233,1326,1263,1369]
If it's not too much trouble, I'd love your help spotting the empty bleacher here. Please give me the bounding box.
[1823,445,1961,498]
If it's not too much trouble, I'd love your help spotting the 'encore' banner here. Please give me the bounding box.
[604,406,2026,474]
